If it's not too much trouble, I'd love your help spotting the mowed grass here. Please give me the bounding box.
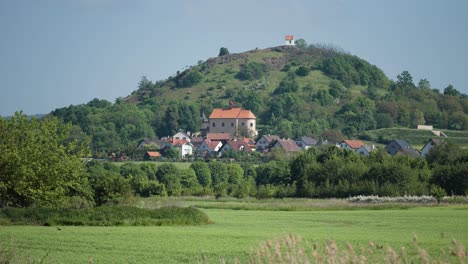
[1,205,467,263]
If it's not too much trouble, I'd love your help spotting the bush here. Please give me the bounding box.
[295,66,310,77]
[236,62,267,81]
[0,206,210,226]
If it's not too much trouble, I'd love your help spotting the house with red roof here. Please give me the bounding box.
[218,140,253,157]
[209,107,257,137]
[339,140,365,151]
[196,139,223,156]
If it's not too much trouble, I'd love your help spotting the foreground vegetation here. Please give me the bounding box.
[246,234,466,264]
[1,204,467,263]
[0,206,209,226]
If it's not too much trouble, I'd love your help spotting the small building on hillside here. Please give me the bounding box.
[285,35,295,46]
[420,138,444,157]
[144,151,161,160]
[355,145,376,156]
[385,139,415,156]
[339,140,365,151]
[295,136,318,149]
[256,135,281,151]
[209,106,257,137]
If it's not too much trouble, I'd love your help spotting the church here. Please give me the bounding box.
[208,106,257,137]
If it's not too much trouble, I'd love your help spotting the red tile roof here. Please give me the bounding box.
[170,139,188,146]
[203,139,221,150]
[260,135,281,143]
[342,140,365,150]
[285,35,294,41]
[146,151,161,157]
[209,108,256,119]
[207,133,231,141]
[224,140,252,152]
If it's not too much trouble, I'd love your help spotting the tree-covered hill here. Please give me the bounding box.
[50,42,468,155]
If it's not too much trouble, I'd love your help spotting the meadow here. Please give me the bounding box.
[1,201,467,263]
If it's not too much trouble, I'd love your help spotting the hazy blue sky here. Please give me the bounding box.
[1,0,467,116]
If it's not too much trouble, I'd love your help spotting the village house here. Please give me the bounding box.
[339,140,365,151]
[209,106,257,137]
[270,139,302,152]
[172,131,191,142]
[385,139,415,156]
[218,140,252,157]
[137,138,160,149]
[295,136,318,149]
[420,138,443,157]
[240,138,256,152]
[396,147,420,158]
[355,145,376,156]
[256,135,281,151]
[190,137,205,150]
[196,139,223,156]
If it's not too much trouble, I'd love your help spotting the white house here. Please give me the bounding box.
[179,142,193,158]
[285,35,295,46]
[172,131,191,142]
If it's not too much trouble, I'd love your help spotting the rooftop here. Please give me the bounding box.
[209,107,256,119]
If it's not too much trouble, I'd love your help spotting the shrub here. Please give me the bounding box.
[0,206,210,226]
[295,65,310,77]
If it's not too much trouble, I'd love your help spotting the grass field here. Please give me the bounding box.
[1,202,467,263]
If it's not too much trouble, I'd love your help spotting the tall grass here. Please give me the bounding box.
[0,206,210,226]
[204,234,466,263]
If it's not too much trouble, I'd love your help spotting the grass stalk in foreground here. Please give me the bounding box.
[201,234,466,264]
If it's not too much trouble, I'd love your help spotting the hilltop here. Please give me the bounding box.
[50,43,468,153]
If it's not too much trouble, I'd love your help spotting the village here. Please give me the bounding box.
[137,104,442,161]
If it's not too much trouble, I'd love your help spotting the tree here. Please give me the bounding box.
[190,162,212,187]
[418,78,431,90]
[218,47,229,56]
[208,160,228,186]
[0,113,93,207]
[443,84,461,97]
[396,71,414,87]
[295,38,307,49]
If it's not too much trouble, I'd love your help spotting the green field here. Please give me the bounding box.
[1,203,467,263]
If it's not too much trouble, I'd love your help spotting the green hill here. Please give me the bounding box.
[49,44,468,154]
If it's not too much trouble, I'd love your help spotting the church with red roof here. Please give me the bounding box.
[208,105,258,137]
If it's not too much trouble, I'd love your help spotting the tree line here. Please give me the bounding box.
[1,113,466,208]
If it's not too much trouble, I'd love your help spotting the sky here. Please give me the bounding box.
[1,0,467,116]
